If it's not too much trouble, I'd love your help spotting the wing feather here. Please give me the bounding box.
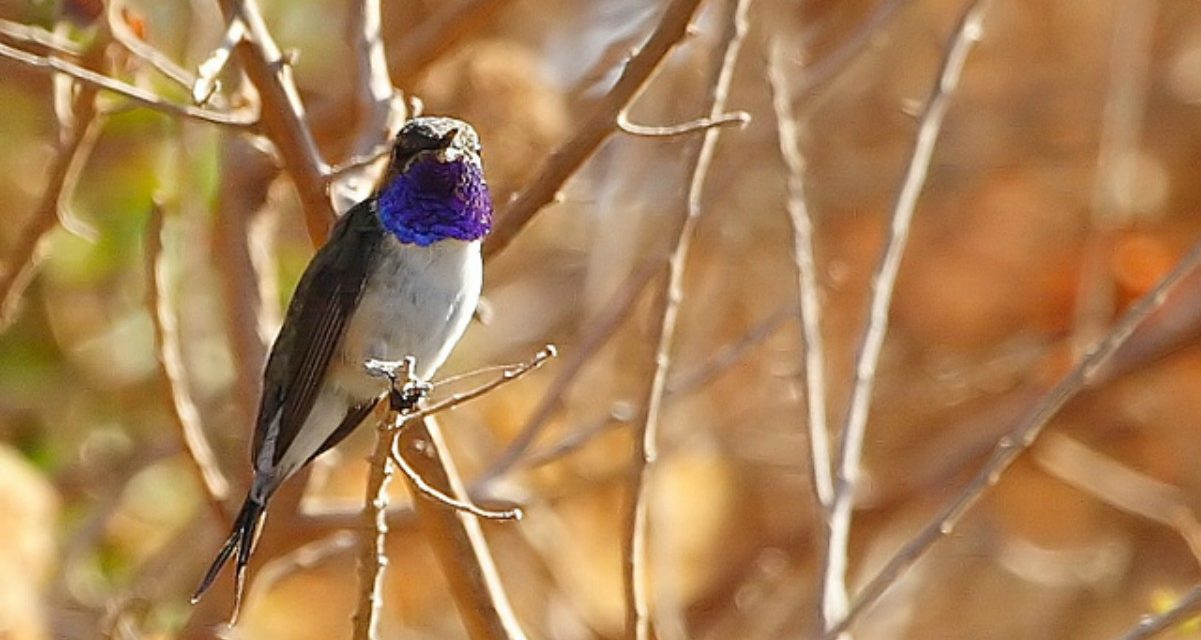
[252,201,383,468]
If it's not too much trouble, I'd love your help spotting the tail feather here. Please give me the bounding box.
[191,495,267,623]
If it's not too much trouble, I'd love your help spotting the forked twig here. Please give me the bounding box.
[353,347,552,639]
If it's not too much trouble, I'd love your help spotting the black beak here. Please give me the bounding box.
[437,128,459,149]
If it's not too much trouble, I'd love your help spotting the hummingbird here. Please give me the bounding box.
[191,116,492,618]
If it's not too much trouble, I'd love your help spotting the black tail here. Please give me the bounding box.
[191,494,267,622]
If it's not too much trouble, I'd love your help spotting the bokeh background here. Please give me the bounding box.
[3,0,1201,638]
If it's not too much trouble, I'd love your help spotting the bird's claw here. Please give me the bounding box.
[390,379,431,412]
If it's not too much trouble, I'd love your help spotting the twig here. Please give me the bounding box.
[0,17,82,57]
[354,349,549,638]
[0,43,103,330]
[482,0,707,260]
[252,531,356,605]
[144,205,231,516]
[326,145,391,181]
[820,1,988,633]
[825,238,1201,639]
[792,0,914,104]
[193,18,246,106]
[107,0,198,94]
[1115,583,1201,640]
[402,416,529,639]
[767,39,835,515]
[1073,0,1159,354]
[388,0,515,87]
[617,109,750,138]
[623,1,751,638]
[406,345,557,423]
[331,0,405,213]
[390,438,520,520]
[0,41,256,129]
[1035,433,1201,566]
[483,262,660,483]
[666,302,796,396]
[216,0,335,243]
[352,402,401,640]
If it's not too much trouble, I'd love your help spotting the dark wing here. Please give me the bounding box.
[253,200,383,466]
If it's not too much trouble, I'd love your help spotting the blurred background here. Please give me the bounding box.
[3,0,1201,638]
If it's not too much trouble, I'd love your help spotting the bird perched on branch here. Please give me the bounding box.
[192,116,492,620]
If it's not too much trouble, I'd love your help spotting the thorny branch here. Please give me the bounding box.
[820,1,989,634]
[624,0,752,638]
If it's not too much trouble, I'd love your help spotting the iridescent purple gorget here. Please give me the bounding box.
[378,156,493,247]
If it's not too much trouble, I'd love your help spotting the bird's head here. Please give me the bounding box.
[377,116,493,247]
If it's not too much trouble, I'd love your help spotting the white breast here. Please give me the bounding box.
[334,236,482,399]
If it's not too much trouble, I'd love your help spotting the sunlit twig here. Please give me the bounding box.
[0,41,257,128]
[483,0,707,260]
[617,108,750,138]
[767,38,835,516]
[624,1,752,637]
[820,1,989,633]
[145,205,231,516]
[826,237,1201,639]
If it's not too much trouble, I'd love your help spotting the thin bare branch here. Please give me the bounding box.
[0,47,103,330]
[145,205,231,515]
[326,145,391,181]
[617,108,750,138]
[193,18,246,105]
[792,0,914,103]
[0,41,256,128]
[821,1,989,633]
[390,437,521,520]
[0,17,81,57]
[352,403,399,640]
[388,0,515,87]
[331,0,405,213]
[666,302,796,397]
[483,0,707,260]
[407,345,557,423]
[107,0,198,93]
[216,0,335,243]
[826,238,1201,639]
[484,262,660,482]
[1073,0,1159,354]
[1115,583,1201,640]
[624,1,752,637]
[768,39,835,517]
[1035,433,1201,566]
[401,416,529,639]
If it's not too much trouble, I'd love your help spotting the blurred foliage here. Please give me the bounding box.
[2,0,1201,638]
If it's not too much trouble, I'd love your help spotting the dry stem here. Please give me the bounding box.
[820,1,989,633]
[482,0,707,260]
[623,0,752,637]
[825,238,1201,638]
